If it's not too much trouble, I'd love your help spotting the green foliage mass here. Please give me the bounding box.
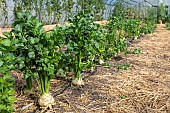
[0,38,16,113]
[61,11,106,79]
[5,12,64,95]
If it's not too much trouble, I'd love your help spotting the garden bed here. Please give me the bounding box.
[12,24,170,113]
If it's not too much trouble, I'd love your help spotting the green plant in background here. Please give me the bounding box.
[140,7,156,34]
[112,0,142,40]
[14,0,32,19]
[112,0,126,17]
[53,0,65,23]
[140,20,156,34]
[92,26,107,65]
[32,0,39,18]
[147,7,157,22]
[124,19,141,39]
[92,0,105,20]
[46,0,53,23]
[77,0,105,20]
[22,0,34,12]
[13,0,22,19]
[157,2,168,24]
[45,0,64,24]
[14,0,61,24]
[124,6,139,19]
[0,37,16,113]
[14,0,37,20]
[63,0,75,21]
[0,0,8,25]
[105,16,127,59]
[37,0,45,21]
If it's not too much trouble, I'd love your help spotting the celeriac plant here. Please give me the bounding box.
[105,16,127,59]
[63,12,102,86]
[124,19,140,40]
[157,2,167,24]
[35,29,63,107]
[10,12,39,91]
[140,20,156,34]
[92,26,107,65]
[7,12,64,107]
[140,8,156,34]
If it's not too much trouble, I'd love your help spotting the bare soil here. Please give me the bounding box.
[7,24,170,113]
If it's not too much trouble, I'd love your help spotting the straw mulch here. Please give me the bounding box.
[105,24,170,113]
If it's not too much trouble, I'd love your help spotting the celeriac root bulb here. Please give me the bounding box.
[99,59,104,64]
[72,77,84,86]
[38,93,55,108]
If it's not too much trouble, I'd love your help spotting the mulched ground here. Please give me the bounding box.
[3,24,170,113]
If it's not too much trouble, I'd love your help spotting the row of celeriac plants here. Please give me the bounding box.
[0,11,156,112]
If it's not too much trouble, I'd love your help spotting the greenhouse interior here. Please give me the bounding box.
[0,0,170,113]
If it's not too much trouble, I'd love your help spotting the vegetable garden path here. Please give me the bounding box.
[12,24,170,113]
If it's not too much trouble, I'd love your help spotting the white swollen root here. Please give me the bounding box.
[99,59,104,64]
[90,66,94,72]
[72,77,84,86]
[38,93,55,108]
[134,36,138,40]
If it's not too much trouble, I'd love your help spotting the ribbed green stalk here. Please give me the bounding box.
[39,71,50,95]
[26,76,33,91]
[75,54,82,79]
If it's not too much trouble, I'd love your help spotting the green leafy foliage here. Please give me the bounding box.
[0,37,16,113]
[92,26,107,63]
[140,8,156,34]
[157,3,168,23]
[0,75,16,113]
[77,0,105,20]
[112,0,126,17]
[105,16,127,59]
[6,12,64,95]
[0,0,8,25]
[165,22,170,30]
[63,12,102,79]
[140,20,156,34]
[10,12,43,91]
[124,19,141,39]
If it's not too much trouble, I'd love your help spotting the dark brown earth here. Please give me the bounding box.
[3,24,170,113]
